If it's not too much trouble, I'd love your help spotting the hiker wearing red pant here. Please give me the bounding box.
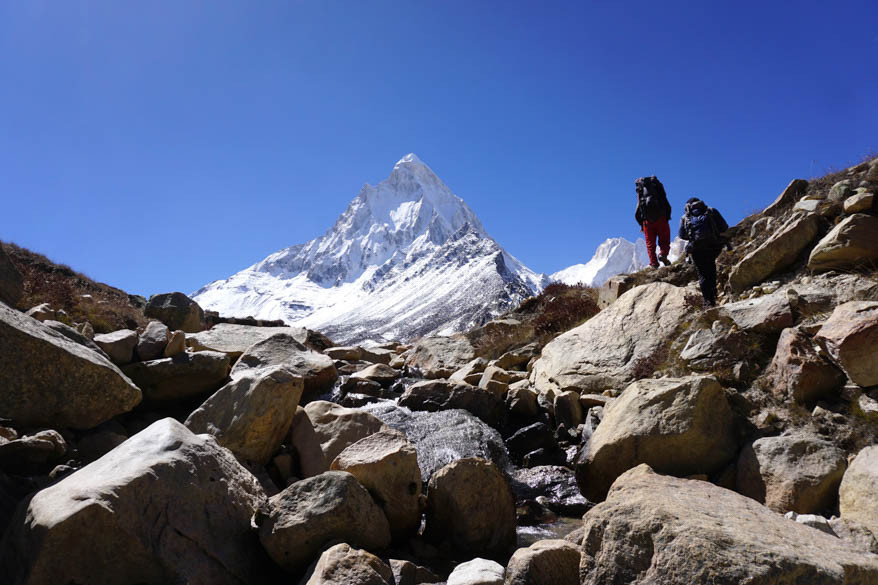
[635,176,672,267]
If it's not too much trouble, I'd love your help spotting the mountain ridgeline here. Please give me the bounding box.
[193,154,548,344]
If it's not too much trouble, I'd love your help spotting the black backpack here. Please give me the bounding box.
[687,212,716,243]
[684,199,728,246]
[636,176,668,222]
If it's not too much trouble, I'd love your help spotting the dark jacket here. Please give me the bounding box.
[634,197,672,226]
[678,198,728,249]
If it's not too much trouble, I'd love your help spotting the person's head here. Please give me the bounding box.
[685,197,707,215]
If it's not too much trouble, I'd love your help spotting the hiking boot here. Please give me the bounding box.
[649,263,659,269]
[659,254,671,266]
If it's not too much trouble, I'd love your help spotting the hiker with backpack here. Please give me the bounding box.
[678,197,729,307]
[634,176,672,268]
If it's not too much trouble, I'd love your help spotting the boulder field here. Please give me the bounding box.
[0,158,877,583]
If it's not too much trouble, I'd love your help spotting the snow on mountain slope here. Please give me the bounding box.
[193,154,546,344]
[552,236,685,287]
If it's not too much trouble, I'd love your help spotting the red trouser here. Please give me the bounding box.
[642,217,670,266]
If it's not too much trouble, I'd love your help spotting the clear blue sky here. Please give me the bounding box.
[2,1,876,297]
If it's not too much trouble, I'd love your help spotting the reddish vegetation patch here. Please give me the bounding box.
[525,282,601,337]
[466,282,601,359]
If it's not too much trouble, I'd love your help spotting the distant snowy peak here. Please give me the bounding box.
[193,153,544,344]
[551,238,648,287]
[249,153,485,287]
[552,236,685,287]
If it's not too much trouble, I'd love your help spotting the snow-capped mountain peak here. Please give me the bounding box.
[551,236,685,287]
[193,154,544,344]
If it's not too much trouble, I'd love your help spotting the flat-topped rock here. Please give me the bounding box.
[406,335,476,379]
[187,323,312,360]
[531,283,691,394]
[122,350,230,405]
[229,331,337,395]
[579,464,878,585]
[94,329,139,365]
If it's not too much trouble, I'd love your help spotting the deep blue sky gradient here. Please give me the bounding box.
[2,1,876,296]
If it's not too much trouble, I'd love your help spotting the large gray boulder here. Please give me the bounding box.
[25,303,56,322]
[765,326,846,403]
[424,458,516,560]
[185,366,303,465]
[736,433,847,514]
[446,558,504,585]
[718,292,793,334]
[808,214,878,273]
[188,323,314,360]
[504,539,581,585]
[0,418,267,585]
[0,245,23,307]
[257,471,391,574]
[42,319,107,356]
[815,301,878,387]
[93,329,139,365]
[840,446,878,538]
[0,302,141,430]
[302,543,393,585]
[762,178,809,217]
[406,335,476,379]
[511,466,589,516]
[363,403,512,482]
[828,179,855,202]
[122,350,230,405]
[399,380,505,428]
[678,324,760,379]
[144,292,205,333]
[136,321,169,361]
[844,191,875,214]
[290,401,387,477]
[330,429,423,539]
[0,430,68,474]
[388,559,440,585]
[350,363,401,386]
[729,212,820,292]
[531,283,691,394]
[575,376,736,501]
[230,332,337,396]
[581,465,878,585]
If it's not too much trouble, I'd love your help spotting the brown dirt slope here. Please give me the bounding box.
[1,241,147,333]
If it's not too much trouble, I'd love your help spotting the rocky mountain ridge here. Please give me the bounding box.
[0,155,877,584]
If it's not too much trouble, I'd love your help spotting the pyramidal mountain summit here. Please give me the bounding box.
[193,154,549,344]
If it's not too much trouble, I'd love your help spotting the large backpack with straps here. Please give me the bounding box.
[636,176,668,222]
[687,212,717,243]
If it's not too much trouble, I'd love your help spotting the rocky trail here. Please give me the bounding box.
[0,157,877,584]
